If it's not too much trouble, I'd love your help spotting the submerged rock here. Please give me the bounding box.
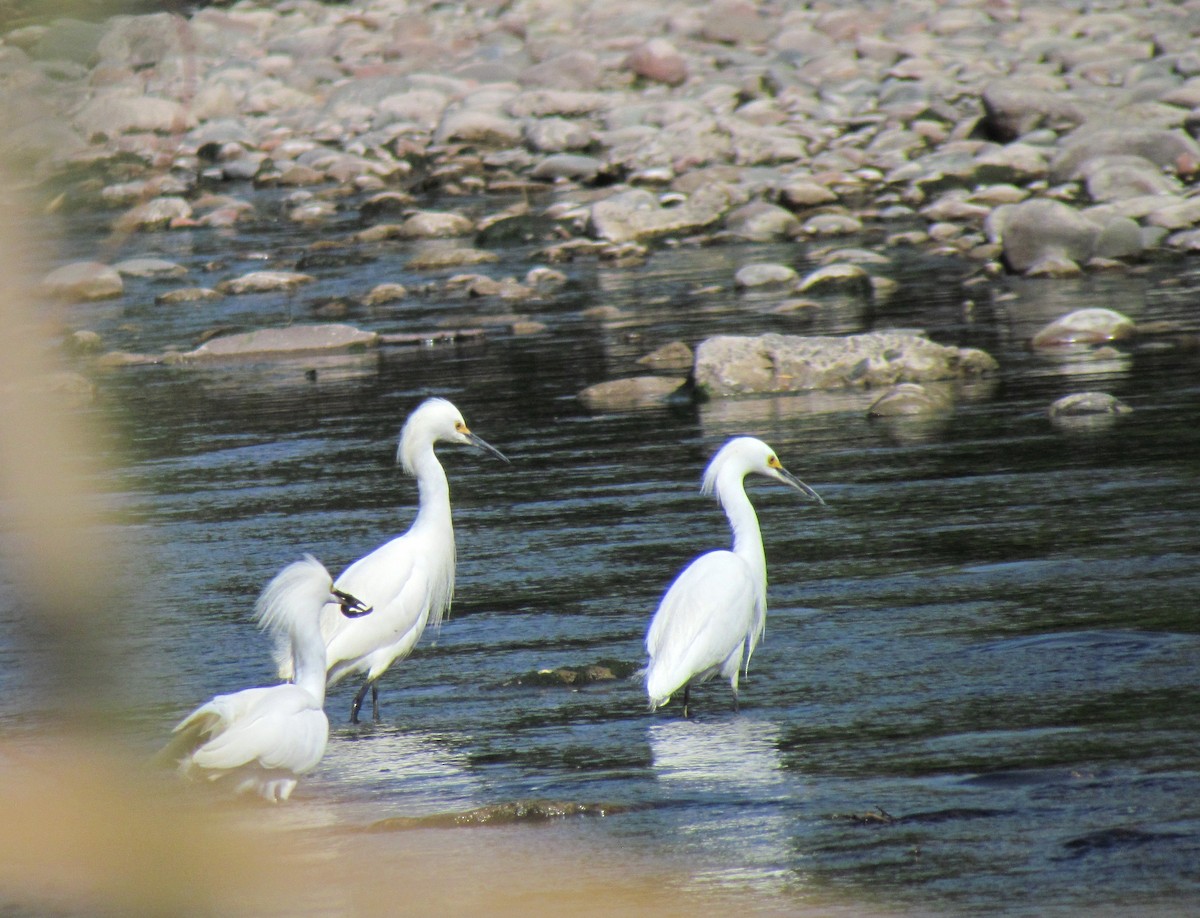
[1031,308,1136,348]
[1048,391,1132,417]
[867,382,954,417]
[216,271,316,295]
[694,332,997,398]
[578,376,686,410]
[369,800,627,831]
[178,323,378,360]
[734,263,797,288]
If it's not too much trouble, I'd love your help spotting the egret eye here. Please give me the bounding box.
[768,455,780,468]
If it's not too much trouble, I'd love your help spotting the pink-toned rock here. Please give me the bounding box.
[700,0,773,44]
[182,323,378,360]
[626,39,687,86]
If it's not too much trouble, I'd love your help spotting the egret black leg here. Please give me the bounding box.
[371,682,380,722]
[682,684,691,719]
[732,690,740,714]
[350,677,375,724]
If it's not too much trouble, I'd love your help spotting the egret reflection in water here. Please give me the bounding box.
[648,718,799,891]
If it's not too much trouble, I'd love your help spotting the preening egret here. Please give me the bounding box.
[281,397,508,724]
[644,437,823,717]
[162,556,371,802]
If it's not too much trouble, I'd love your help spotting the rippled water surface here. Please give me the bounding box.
[4,199,1200,915]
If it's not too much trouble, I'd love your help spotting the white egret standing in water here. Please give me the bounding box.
[163,556,372,802]
[644,437,823,717]
[280,398,508,724]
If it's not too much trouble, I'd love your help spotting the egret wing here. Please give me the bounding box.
[645,550,756,702]
[187,685,318,773]
[324,562,433,684]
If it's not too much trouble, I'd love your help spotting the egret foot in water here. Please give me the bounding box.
[350,678,380,724]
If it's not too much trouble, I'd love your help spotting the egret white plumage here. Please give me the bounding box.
[280,398,507,724]
[162,556,371,802]
[644,437,823,717]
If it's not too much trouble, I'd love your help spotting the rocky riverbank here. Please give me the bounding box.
[5,0,1199,406]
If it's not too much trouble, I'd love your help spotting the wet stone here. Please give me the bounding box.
[38,261,123,301]
[1031,308,1136,348]
[1048,391,1133,417]
[216,271,316,295]
[155,287,222,305]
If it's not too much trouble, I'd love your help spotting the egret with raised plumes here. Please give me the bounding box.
[281,398,507,724]
[644,437,823,717]
[163,556,372,802]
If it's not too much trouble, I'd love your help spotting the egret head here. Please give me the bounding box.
[701,436,824,505]
[396,397,509,474]
[255,555,346,636]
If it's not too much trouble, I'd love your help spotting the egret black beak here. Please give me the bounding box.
[333,588,372,618]
[467,431,509,464]
[777,467,825,505]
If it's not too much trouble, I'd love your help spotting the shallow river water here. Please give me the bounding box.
[3,193,1200,916]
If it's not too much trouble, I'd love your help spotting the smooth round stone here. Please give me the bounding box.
[734,263,797,288]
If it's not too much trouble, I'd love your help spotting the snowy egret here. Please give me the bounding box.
[280,397,508,724]
[644,437,823,717]
[162,556,371,802]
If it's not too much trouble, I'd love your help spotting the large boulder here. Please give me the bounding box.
[987,199,1101,274]
[693,333,996,398]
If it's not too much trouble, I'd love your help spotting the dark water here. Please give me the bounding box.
[4,193,1200,915]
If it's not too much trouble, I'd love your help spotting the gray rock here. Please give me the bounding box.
[507,90,614,119]
[156,287,222,305]
[980,83,1088,141]
[524,117,592,153]
[578,376,686,410]
[1093,217,1144,260]
[694,332,996,398]
[435,110,523,146]
[113,257,187,278]
[1079,155,1182,201]
[361,283,408,306]
[216,271,316,295]
[1031,308,1136,348]
[396,211,475,238]
[800,212,864,237]
[1048,391,1132,418]
[113,197,192,232]
[28,17,105,65]
[734,263,797,288]
[988,199,1101,274]
[867,383,954,417]
[625,39,687,86]
[779,180,838,209]
[520,51,602,91]
[74,91,194,138]
[406,248,500,270]
[722,202,799,241]
[798,264,872,296]
[182,324,378,360]
[700,0,773,44]
[38,262,123,301]
[637,341,693,370]
[1050,128,1200,183]
[590,185,731,243]
[531,154,603,183]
